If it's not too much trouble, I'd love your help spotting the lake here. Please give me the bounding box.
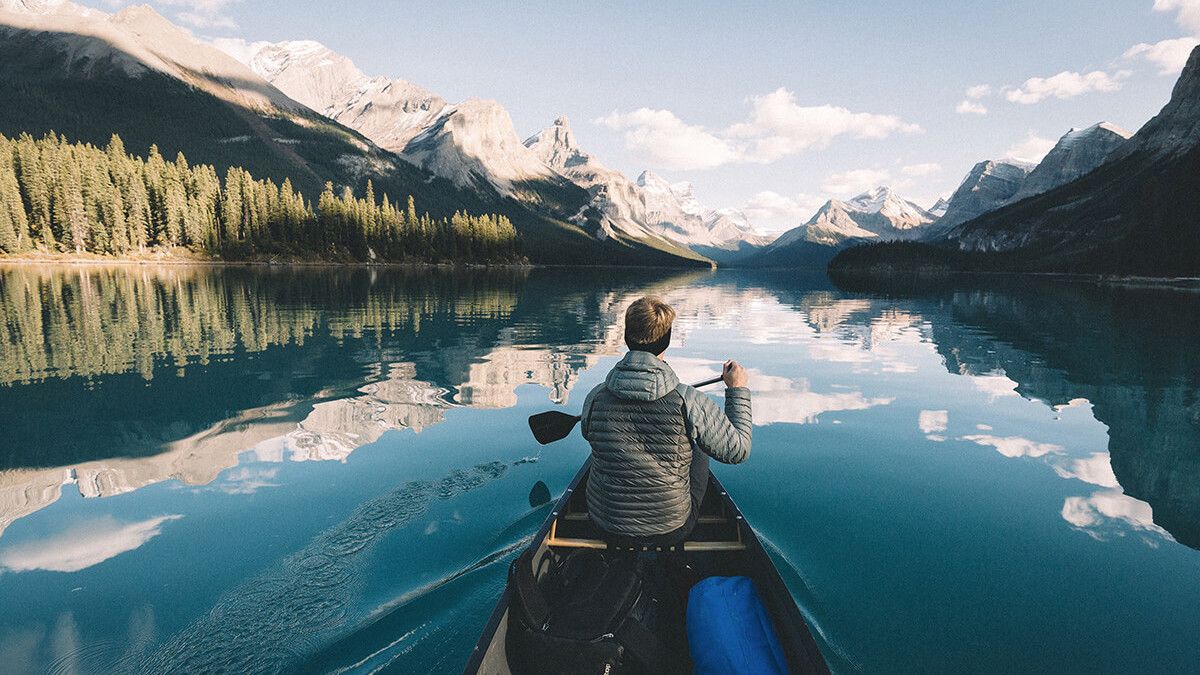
[0,264,1197,674]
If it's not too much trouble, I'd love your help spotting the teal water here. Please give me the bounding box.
[0,265,1197,673]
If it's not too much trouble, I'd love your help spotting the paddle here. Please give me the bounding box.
[527,375,725,445]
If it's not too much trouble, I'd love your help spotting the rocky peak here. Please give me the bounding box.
[1117,44,1200,159]
[524,115,589,169]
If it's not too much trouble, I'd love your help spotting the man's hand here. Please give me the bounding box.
[723,360,749,388]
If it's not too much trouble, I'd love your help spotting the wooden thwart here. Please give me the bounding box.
[545,516,746,551]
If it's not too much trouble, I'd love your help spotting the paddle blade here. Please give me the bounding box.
[528,411,582,445]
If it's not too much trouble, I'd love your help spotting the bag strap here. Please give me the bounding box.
[616,614,673,674]
[512,548,550,628]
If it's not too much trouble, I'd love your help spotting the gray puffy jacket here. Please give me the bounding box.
[580,351,752,537]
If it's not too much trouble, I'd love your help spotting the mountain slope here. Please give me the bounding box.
[0,1,437,203]
[1011,122,1131,201]
[835,46,1200,276]
[523,117,758,262]
[944,47,1200,272]
[0,7,707,265]
[226,41,706,266]
[924,159,1033,238]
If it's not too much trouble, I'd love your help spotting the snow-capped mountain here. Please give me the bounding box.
[523,116,660,240]
[226,40,448,154]
[524,117,767,257]
[1010,122,1131,201]
[928,197,950,219]
[0,1,299,112]
[941,44,1200,274]
[0,0,80,14]
[925,159,1034,238]
[402,99,566,195]
[770,186,936,249]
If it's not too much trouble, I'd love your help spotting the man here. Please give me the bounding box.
[581,296,752,543]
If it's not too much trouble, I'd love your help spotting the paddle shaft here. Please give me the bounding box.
[528,374,727,444]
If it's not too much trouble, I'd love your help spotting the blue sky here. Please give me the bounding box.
[86,0,1200,233]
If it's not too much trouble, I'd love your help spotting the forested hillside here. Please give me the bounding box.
[0,132,520,263]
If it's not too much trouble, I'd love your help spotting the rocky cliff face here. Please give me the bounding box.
[1010,122,1130,202]
[235,40,448,154]
[925,160,1033,238]
[943,45,1200,273]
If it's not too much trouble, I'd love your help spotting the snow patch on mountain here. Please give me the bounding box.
[768,186,935,249]
[1010,122,1131,201]
[404,99,560,194]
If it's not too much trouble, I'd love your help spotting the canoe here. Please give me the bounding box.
[462,459,830,674]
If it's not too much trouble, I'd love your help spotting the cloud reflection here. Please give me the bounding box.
[0,515,182,573]
[669,358,894,425]
[961,434,1064,458]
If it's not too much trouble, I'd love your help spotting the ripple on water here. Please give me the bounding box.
[139,462,507,675]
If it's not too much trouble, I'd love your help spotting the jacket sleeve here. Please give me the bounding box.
[679,384,752,464]
[579,383,605,440]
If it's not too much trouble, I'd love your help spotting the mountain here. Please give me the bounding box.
[767,186,934,249]
[924,159,1033,238]
[523,117,668,241]
[928,197,950,219]
[750,187,934,267]
[1010,122,1131,201]
[0,8,707,266]
[226,41,706,266]
[229,40,448,154]
[0,0,461,209]
[946,47,1200,272]
[923,122,1128,240]
[834,46,1200,275]
[523,117,765,262]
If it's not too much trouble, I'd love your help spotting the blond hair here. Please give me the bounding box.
[624,296,675,349]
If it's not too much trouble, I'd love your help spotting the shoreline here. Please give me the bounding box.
[0,253,715,273]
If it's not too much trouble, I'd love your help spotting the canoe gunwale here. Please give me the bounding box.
[460,458,830,674]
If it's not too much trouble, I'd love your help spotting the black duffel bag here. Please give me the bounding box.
[505,547,676,674]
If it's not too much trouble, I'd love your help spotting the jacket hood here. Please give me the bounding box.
[604,350,680,401]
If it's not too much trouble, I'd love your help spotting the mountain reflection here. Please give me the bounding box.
[851,279,1200,549]
[2,265,1199,555]
[0,264,719,535]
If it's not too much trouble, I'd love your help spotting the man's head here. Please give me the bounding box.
[624,296,675,356]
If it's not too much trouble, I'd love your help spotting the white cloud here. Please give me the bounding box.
[595,87,920,169]
[1004,133,1057,163]
[901,162,941,177]
[156,0,242,30]
[965,84,993,99]
[742,191,826,228]
[962,434,1065,458]
[210,37,269,65]
[1155,0,1200,34]
[0,515,182,573]
[955,100,988,115]
[1005,70,1129,104]
[729,88,922,162]
[820,168,893,196]
[595,109,739,170]
[1123,37,1200,74]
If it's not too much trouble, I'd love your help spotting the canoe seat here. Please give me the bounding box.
[545,477,746,552]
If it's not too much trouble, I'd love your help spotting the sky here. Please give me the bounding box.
[81,0,1200,233]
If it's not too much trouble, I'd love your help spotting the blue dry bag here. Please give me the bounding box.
[687,576,788,675]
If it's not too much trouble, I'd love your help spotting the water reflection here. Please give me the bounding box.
[1,265,1199,672]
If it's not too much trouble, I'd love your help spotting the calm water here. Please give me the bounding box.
[0,265,1198,674]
